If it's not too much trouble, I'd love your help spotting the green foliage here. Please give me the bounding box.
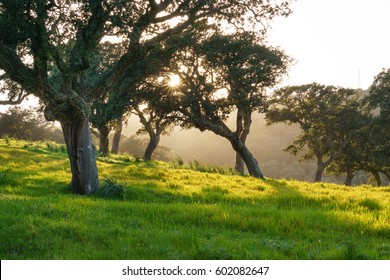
[0,140,389,260]
[266,84,370,182]
[366,68,390,116]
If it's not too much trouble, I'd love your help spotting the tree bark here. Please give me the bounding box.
[231,138,264,178]
[344,174,353,186]
[234,108,251,175]
[314,161,326,182]
[98,124,110,156]
[235,152,245,175]
[111,117,123,154]
[61,118,99,195]
[344,166,354,186]
[144,134,160,161]
[373,172,382,186]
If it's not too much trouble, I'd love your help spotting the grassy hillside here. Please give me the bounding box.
[0,139,389,260]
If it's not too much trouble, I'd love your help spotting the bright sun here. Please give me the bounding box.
[168,74,181,87]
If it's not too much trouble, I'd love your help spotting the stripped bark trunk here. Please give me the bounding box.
[61,118,99,195]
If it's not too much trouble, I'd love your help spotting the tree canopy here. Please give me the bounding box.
[0,0,294,194]
[266,83,365,182]
[140,28,289,177]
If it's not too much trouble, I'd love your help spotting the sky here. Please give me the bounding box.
[267,0,390,89]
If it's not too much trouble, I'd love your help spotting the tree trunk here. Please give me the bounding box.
[314,161,326,182]
[344,174,353,186]
[235,108,251,175]
[111,117,123,154]
[98,124,110,156]
[344,167,354,186]
[231,138,264,178]
[373,172,382,186]
[235,152,245,175]
[144,134,160,161]
[61,118,99,195]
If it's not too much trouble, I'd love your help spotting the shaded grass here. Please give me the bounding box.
[0,139,389,260]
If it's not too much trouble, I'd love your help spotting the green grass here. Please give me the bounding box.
[0,139,389,260]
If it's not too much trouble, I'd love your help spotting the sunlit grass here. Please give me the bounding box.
[0,139,389,259]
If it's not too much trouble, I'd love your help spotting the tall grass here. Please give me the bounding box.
[0,168,9,185]
[170,158,239,175]
[0,139,389,260]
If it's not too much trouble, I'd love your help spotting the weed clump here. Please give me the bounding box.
[0,169,10,185]
[170,158,238,175]
[96,177,126,200]
[358,198,381,211]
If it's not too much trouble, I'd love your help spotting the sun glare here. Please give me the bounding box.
[168,74,181,87]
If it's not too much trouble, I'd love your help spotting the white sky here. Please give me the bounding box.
[267,0,390,89]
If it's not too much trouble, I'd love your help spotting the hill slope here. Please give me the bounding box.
[0,139,389,259]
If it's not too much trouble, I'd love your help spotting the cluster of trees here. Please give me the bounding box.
[1,1,388,194]
[0,106,63,142]
[0,0,295,194]
[266,72,390,186]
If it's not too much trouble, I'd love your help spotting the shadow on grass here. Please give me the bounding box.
[92,177,389,260]
[1,148,389,259]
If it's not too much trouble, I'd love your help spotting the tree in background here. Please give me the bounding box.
[200,32,289,175]
[0,0,293,194]
[0,79,29,105]
[157,29,289,178]
[119,135,172,162]
[0,106,63,142]
[133,104,176,162]
[266,83,365,182]
[325,105,371,185]
[111,116,123,154]
[127,71,182,161]
[362,68,390,185]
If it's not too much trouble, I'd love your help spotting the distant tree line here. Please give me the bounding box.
[265,69,390,186]
[0,106,63,143]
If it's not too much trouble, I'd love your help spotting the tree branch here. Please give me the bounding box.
[0,43,38,93]
[0,90,29,105]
